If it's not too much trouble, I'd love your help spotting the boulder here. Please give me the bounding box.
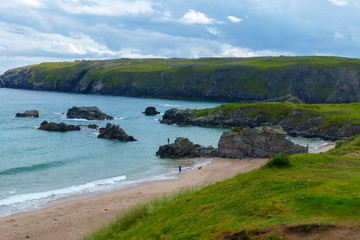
[38,121,81,131]
[66,106,113,120]
[98,123,137,141]
[87,124,98,129]
[15,110,39,118]
[143,107,160,115]
[156,137,217,158]
[217,126,306,158]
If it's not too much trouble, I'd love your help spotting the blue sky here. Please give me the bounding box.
[0,0,359,73]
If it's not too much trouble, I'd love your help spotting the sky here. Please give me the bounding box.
[0,0,359,73]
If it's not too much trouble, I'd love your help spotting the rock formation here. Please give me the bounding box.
[156,137,217,159]
[98,123,137,141]
[160,107,360,141]
[87,124,98,129]
[156,127,305,159]
[38,121,81,131]
[217,127,306,158]
[143,107,160,115]
[15,110,39,117]
[66,106,113,120]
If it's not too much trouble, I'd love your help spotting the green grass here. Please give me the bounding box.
[192,102,360,129]
[11,56,360,90]
[83,136,360,240]
[265,153,291,168]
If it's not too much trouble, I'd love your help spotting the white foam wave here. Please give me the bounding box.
[114,117,125,120]
[0,175,126,217]
[161,104,181,107]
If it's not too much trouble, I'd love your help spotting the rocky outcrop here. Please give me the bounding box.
[2,57,360,104]
[156,137,217,158]
[98,123,136,141]
[15,110,39,117]
[160,107,360,140]
[66,106,113,120]
[38,121,81,131]
[87,124,98,129]
[143,107,160,115]
[217,127,306,158]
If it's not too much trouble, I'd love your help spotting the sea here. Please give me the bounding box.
[0,88,330,217]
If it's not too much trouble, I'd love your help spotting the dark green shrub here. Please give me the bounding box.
[265,153,291,168]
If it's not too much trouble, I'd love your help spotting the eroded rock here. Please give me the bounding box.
[38,121,81,131]
[15,110,39,118]
[66,106,113,120]
[98,123,137,141]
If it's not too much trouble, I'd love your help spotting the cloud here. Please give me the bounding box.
[218,44,293,58]
[2,0,47,9]
[180,9,218,24]
[206,27,220,36]
[56,0,153,16]
[328,0,348,6]
[227,16,243,23]
[0,22,122,57]
[334,32,345,40]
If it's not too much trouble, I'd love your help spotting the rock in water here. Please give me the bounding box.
[143,107,160,116]
[38,121,81,131]
[15,110,39,117]
[66,106,113,120]
[156,137,217,158]
[98,123,137,141]
[217,126,306,158]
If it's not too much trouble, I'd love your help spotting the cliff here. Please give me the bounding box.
[160,102,360,140]
[1,56,360,103]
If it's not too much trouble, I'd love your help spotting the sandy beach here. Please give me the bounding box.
[0,143,334,240]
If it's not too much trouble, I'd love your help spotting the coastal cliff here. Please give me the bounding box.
[1,56,360,103]
[160,102,360,140]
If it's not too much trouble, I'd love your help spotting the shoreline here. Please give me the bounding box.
[0,143,335,240]
[0,157,268,240]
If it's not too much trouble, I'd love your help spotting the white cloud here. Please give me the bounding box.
[2,0,47,9]
[57,0,153,16]
[218,44,293,58]
[206,27,220,36]
[0,22,122,57]
[328,0,348,6]
[334,32,345,40]
[227,16,243,23]
[180,9,218,24]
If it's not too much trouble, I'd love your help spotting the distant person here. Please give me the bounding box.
[179,165,181,174]
[167,138,170,145]
[306,144,309,153]
[268,153,272,161]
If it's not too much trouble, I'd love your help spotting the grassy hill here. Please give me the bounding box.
[2,56,360,103]
[83,135,360,240]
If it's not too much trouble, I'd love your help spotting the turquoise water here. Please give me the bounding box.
[0,88,226,217]
[0,88,330,217]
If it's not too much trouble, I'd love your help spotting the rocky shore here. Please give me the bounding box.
[156,127,305,159]
[160,107,360,140]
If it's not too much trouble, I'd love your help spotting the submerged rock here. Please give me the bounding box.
[217,126,306,158]
[38,121,81,131]
[98,123,137,141]
[66,106,113,120]
[156,137,217,159]
[143,107,160,116]
[15,110,39,118]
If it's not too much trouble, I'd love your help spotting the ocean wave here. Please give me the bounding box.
[114,117,125,120]
[0,161,67,176]
[0,175,127,217]
[160,104,181,107]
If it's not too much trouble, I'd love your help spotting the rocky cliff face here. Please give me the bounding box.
[217,127,306,158]
[160,107,360,140]
[2,57,360,103]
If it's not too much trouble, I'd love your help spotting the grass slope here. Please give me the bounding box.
[83,136,360,240]
[193,102,360,129]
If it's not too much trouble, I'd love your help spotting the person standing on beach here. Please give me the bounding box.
[306,144,309,153]
[179,165,181,174]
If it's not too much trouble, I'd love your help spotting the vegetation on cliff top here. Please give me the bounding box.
[83,135,360,240]
[192,101,360,128]
[3,56,360,103]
